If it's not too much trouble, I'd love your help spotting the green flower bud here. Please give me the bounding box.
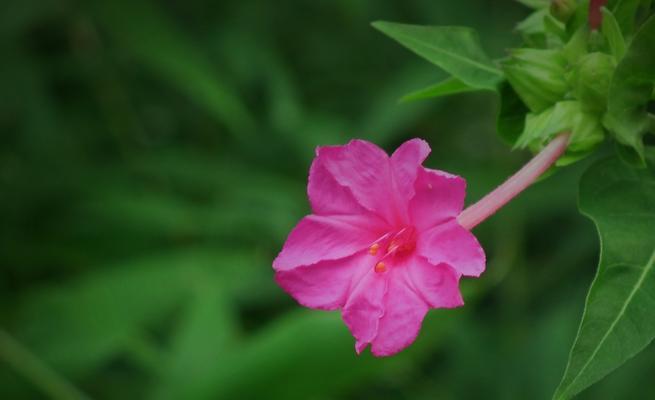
[502,48,569,113]
[569,52,615,113]
[515,100,605,165]
[550,0,578,23]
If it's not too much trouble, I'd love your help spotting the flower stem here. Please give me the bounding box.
[457,132,570,230]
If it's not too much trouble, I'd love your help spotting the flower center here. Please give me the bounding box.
[369,226,417,273]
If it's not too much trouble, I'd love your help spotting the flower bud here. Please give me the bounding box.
[502,48,569,113]
[550,0,578,23]
[569,52,615,112]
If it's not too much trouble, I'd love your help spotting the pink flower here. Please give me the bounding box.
[272,139,485,356]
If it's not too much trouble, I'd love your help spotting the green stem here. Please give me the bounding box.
[0,329,89,400]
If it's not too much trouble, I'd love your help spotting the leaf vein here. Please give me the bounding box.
[562,247,655,395]
[388,30,503,77]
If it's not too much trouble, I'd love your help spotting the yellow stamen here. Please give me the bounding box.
[374,262,386,273]
[369,243,379,255]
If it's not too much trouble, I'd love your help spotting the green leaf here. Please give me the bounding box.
[400,77,483,103]
[544,13,568,40]
[496,81,529,145]
[609,0,641,35]
[516,9,548,35]
[603,15,655,163]
[569,52,616,113]
[562,27,589,65]
[553,156,655,399]
[516,9,549,48]
[516,0,550,10]
[602,8,627,60]
[616,141,647,167]
[372,21,503,90]
[501,48,569,113]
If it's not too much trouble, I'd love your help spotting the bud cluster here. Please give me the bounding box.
[502,0,623,163]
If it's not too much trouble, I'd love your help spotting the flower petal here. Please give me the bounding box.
[308,153,366,216]
[416,220,486,277]
[275,251,371,310]
[370,271,429,357]
[406,255,464,308]
[342,268,388,354]
[390,138,431,207]
[317,140,399,224]
[409,167,466,232]
[273,214,385,272]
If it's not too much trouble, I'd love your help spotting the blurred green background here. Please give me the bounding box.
[2,0,654,399]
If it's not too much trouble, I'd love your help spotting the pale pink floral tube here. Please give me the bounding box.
[458,132,571,230]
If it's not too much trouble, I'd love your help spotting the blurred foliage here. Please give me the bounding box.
[1,0,654,399]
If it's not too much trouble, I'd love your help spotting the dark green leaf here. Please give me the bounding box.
[372,21,503,90]
[553,156,655,399]
[544,14,567,41]
[609,0,641,35]
[516,0,550,10]
[516,9,548,36]
[400,77,483,103]
[601,8,627,60]
[603,15,655,162]
[496,81,529,144]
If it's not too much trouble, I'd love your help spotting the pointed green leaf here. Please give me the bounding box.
[601,8,627,60]
[501,48,568,113]
[603,15,655,163]
[516,9,548,36]
[516,0,550,9]
[372,21,503,90]
[400,77,483,103]
[553,156,655,399]
[609,0,642,35]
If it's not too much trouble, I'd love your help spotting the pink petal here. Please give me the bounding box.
[370,270,429,357]
[409,167,466,232]
[274,251,370,310]
[273,214,385,272]
[308,153,366,216]
[317,140,400,224]
[390,138,431,207]
[342,269,388,354]
[406,255,464,308]
[416,220,486,277]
